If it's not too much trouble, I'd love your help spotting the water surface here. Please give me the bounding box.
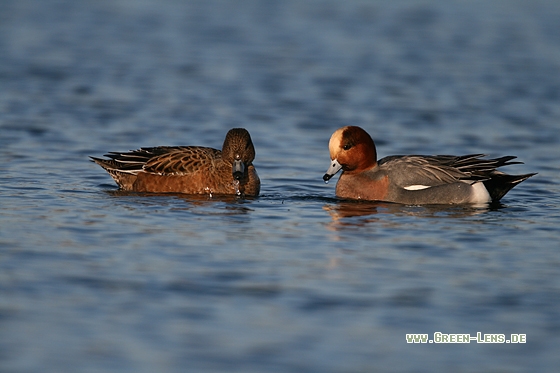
[1,0,560,372]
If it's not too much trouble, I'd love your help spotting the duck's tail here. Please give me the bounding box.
[482,171,537,201]
[90,156,139,190]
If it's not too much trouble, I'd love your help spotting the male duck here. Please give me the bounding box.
[323,126,535,204]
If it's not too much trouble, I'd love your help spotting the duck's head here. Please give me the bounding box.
[323,126,377,182]
[222,128,256,182]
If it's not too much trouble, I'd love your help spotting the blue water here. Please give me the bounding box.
[1,0,560,372]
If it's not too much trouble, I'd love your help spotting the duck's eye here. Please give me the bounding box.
[343,144,352,150]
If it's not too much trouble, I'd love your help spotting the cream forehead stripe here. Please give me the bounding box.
[328,127,347,158]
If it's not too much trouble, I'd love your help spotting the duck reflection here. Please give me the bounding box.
[324,199,497,230]
[105,190,254,216]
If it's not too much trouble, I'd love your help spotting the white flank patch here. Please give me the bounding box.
[404,185,431,191]
[470,181,491,204]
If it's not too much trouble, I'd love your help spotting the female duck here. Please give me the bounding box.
[91,128,260,196]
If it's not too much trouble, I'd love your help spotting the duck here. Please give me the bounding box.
[91,128,260,196]
[323,126,535,204]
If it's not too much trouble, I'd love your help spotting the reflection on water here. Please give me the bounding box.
[105,190,248,203]
[105,190,256,216]
[324,200,490,227]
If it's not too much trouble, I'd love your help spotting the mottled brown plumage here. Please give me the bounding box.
[91,128,260,196]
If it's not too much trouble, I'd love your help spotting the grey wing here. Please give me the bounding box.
[378,154,487,187]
